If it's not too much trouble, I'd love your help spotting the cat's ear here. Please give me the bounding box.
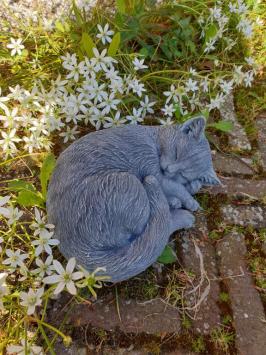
[181,116,206,140]
[201,168,221,185]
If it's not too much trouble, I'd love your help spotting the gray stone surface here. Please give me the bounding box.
[255,115,266,171]
[205,177,266,199]
[216,232,266,355]
[67,298,181,334]
[219,94,251,150]
[222,205,266,228]
[177,213,221,334]
[212,152,254,175]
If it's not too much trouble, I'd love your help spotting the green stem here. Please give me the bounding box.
[29,317,68,341]
[38,321,56,355]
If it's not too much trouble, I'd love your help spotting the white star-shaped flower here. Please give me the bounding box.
[43,257,84,295]
[3,249,28,268]
[7,38,25,56]
[96,23,114,44]
[20,287,44,315]
[31,231,60,256]
[132,57,148,71]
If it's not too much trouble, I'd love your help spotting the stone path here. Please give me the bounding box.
[48,114,266,354]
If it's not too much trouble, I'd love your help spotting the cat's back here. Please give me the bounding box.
[55,125,160,179]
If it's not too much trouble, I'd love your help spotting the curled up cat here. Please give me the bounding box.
[47,116,220,282]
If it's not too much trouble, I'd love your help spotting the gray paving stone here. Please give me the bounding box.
[219,94,251,151]
[66,297,181,334]
[255,115,266,171]
[177,213,221,334]
[205,177,266,199]
[216,232,266,355]
[222,205,266,228]
[212,152,254,175]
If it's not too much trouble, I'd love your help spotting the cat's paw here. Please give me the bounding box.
[169,197,182,209]
[182,212,195,229]
[185,198,200,212]
[187,180,202,195]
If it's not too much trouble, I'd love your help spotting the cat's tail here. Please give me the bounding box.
[79,175,172,283]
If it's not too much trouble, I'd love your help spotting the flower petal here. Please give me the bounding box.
[43,274,61,284]
[66,257,76,274]
[66,280,77,295]
[54,281,65,295]
[53,260,65,275]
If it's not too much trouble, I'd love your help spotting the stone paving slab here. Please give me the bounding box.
[212,152,254,175]
[255,115,266,171]
[219,94,251,151]
[216,232,266,355]
[177,214,221,334]
[205,177,266,199]
[66,298,181,334]
[222,205,266,228]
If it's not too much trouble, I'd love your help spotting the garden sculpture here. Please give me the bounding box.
[47,116,220,282]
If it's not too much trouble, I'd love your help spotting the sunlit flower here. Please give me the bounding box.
[32,231,60,256]
[30,208,54,237]
[204,39,216,53]
[7,38,25,56]
[207,92,225,110]
[0,129,21,153]
[132,57,148,71]
[3,206,23,225]
[31,255,54,279]
[0,272,9,310]
[97,92,120,114]
[0,195,11,217]
[96,23,114,44]
[61,52,77,69]
[185,78,198,93]
[3,249,28,268]
[244,71,254,87]
[237,18,253,38]
[162,103,175,117]
[59,125,80,143]
[20,287,44,315]
[158,116,174,125]
[219,79,234,95]
[91,47,116,72]
[104,111,126,128]
[126,107,144,124]
[6,340,43,355]
[140,95,156,114]
[43,257,84,295]
[128,78,146,97]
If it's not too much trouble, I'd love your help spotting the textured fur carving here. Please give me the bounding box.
[47,117,220,282]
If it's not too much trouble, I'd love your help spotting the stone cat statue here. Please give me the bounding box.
[47,116,220,282]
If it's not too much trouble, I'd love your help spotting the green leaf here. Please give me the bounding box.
[157,245,177,264]
[40,153,56,200]
[108,32,121,57]
[205,23,218,42]
[7,179,36,193]
[116,0,126,14]
[55,20,65,32]
[72,0,83,26]
[208,120,234,133]
[81,32,95,58]
[17,190,44,208]
[174,104,182,120]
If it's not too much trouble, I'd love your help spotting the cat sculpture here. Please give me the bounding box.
[47,116,220,282]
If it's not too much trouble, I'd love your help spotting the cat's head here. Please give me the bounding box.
[160,116,220,186]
